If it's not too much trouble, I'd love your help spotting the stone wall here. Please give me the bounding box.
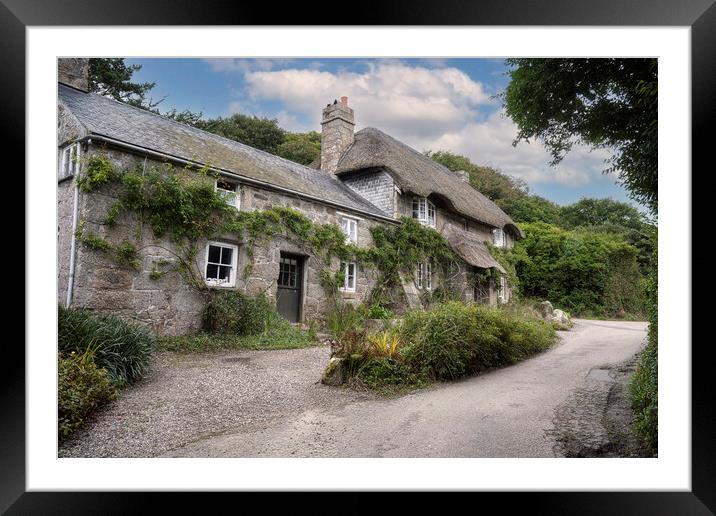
[341,169,395,216]
[60,145,385,335]
[57,178,76,305]
[58,58,89,91]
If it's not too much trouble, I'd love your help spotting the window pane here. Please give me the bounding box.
[208,245,221,264]
[218,265,231,281]
[220,247,233,265]
[206,263,219,279]
[217,180,236,192]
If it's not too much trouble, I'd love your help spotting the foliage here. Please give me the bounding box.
[399,302,556,381]
[58,348,118,439]
[327,302,366,340]
[427,150,528,209]
[364,303,394,320]
[58,306,155,384]
[506,195,564,225]
[157,323,316,352]
[502,58,658,212]
[561,198,647,230]
[276,131,321,165]
[88,58,157,109]
[355,357,425,392]
[514,222,646,317]
[202,290,275,336]
[76,154,120,192]
[366,331,402,359]
[195,114,286,154]
[630,237,658,453]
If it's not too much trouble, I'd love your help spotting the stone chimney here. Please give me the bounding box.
[320,96,355,173]
[58,58,89,92]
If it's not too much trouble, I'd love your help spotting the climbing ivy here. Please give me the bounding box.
[73,153,492,304]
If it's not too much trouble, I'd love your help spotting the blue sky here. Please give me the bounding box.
[126,58,638,208]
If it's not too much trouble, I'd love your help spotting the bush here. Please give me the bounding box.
[630,244,657,454]
[364,303,394,320]
[58,348,118,439]
[58,306,154,384]
[356,357,424,391]
[399,302,557,381]
[327,302,366,339]
[202,290,275,335]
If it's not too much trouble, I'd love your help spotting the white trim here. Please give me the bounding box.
[338,261,357,292]
[341,216,358,244]
[204,241,239,288]
[412,196,436,228]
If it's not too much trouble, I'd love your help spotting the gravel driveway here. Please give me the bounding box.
[59,345,375,457]
[60,319,647,458]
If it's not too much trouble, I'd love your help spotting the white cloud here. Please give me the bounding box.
[243,62,491,139]
[225,60,615,188]
[203,58,296,73]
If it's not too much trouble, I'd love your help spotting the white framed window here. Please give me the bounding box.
[498,275,508,303]
[339,261,357,292]
[493,228,506,248]
[59,142,81,180]
[411,196,436,228]
[215,179,240,210]
[204,242,238,287]
[416,261,432,290]
[341,217,358,244]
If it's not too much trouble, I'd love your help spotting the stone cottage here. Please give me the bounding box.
[57,59,523,335]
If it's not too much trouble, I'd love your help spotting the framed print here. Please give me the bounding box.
[4,0,713,512]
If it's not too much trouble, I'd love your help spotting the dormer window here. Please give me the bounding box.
[493,228,505,248]
[216,179,240,210]
[412,197,436,228]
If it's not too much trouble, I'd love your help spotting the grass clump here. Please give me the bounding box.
[58,306,154,385]
[58,346,118,439]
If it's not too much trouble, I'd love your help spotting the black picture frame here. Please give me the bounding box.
[4,0,712,513]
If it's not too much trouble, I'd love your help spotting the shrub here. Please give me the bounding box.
[58,347,118,439]
[202,290,274,335]
[326,302,365,339]
[356,357,423,391]
[399,302,556,381]
[365,303,394,320]
[58,306,154,384]
[366,331,402,359]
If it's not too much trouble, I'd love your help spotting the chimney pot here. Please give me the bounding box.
[340,96,348,106]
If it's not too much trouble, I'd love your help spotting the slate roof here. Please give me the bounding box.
[58,83,390,220]
[335,127,524,238]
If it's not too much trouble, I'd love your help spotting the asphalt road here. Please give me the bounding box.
[165,319,648,458]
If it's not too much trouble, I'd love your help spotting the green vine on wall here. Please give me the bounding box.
[74,153,494,305]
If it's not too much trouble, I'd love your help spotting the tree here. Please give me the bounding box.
[88,58,158,109]
[276,131,321,165]
[506,195,563,225]
[195,114,286,155]
[426,150,528,210]
[502,58,657,213]
[560,198,646,231]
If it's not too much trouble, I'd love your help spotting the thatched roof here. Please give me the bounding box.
[335,127,524,238]
[443,225,506,274]
[58,84,389,220]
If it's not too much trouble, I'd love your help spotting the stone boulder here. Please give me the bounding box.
[539,300,554,319]
[551,309,571,327]
[321,356,345,386]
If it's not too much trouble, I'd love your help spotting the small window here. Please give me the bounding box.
[204,242,238,287]
[498,275,508,303]
[341,217,358,244]
[412,197,436,228]
[216,179,240,210]
[416,260,432,290]
[339,261,357,292]
[59,142,81,180]
[493,228,505,248]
